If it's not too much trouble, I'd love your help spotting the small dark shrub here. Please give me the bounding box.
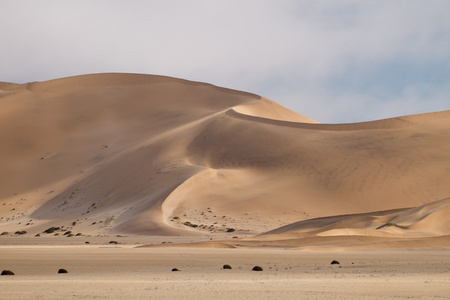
[183,221,199,228]
[331,260,340,265]
[223,264,232,269]
[1,270,15,275]
[15,230,27,235]
[109,241,119,244]
[252,266,263,271]
[44,227,60,234]
[85,241,90,244]
[58,269,68,274]
[376,222,395,230]
[172,216,180,220]
[1,232,8,236]
[64,231,72,235]
[171,268,180,272]
[226,228,235,233]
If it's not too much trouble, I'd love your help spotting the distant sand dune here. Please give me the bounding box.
[1,73,449,249]
[264,197,450,237]
[228,107,450,130]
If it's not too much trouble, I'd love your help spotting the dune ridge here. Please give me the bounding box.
[228,107,450,131]
[1,73,449,249]
[264,197,450,236]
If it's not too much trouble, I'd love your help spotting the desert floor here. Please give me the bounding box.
[1,237,449,300]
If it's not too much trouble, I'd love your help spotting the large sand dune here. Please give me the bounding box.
[1,73,449,248]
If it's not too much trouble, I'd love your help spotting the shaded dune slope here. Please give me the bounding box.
[1,73,449,244]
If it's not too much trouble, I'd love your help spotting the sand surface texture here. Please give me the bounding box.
[1,73,449,245]
[1,73,450,298]
[1,245,449,300]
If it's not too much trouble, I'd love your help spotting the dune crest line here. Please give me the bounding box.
[0,73,449,248]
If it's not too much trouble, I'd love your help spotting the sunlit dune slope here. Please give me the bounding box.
[0,73,449,240]
[264,197,450,237]
[200,197,448,250]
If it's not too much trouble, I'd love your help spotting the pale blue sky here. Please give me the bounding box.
[1,1,449,123]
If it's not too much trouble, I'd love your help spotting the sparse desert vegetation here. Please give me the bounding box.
[1,270,15,276]
[252,266,263,271]
[0,73,449,300]
[376,222,395,230]
[43,227,60,234]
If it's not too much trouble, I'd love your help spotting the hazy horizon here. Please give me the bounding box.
[1,0,449,123]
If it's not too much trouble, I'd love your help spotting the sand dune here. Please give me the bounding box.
[265,197,450,237]
[1,73,449,249]
[214,198,450,250]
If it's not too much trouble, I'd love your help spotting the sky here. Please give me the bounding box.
[1,1,449,123]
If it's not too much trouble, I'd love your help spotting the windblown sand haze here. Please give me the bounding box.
[1,73,450,299]
[1,73,449,245]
